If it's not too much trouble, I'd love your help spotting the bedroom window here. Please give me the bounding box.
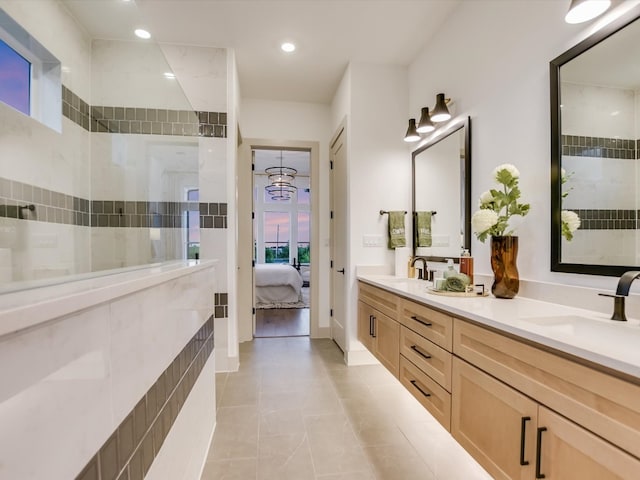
[264,211,290,263]
[297,211,310,263]
[186,188,200,259]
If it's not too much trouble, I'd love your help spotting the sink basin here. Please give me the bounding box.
[522,315,606,326]
[520,315,640,345]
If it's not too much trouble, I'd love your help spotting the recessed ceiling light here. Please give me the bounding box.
[164,72,176,79]
[134,29,151,39]
[281,42,296,53]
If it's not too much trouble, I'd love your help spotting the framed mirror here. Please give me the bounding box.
[412,116,471,258]
[551,8,640,276]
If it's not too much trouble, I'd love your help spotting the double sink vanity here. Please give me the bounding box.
[357,274,640,479]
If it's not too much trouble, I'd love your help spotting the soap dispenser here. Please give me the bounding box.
[443,259,456,279]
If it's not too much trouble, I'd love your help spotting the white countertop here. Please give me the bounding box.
[0,260,217,338]
[358,274,640,381]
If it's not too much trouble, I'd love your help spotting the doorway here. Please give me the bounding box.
[253,148,311,337]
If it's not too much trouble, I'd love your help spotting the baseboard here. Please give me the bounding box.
[214,348,240,372]
[345,347,379,366]
[312,326,331,338]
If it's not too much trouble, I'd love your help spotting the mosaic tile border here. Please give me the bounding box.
[0,178,227,229]
[570,209,637,230]
[0,177,91,226]
[62,85,227,138]
[562,135,637,159]
[62,85,91,131]
[214,292,228,318]
[75,315,214,480]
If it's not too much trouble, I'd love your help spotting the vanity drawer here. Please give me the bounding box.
[400,326,452,391]
[400,356,451,431]
[358,282,398,320]
[399,299,453,351]
[453,318,640,460]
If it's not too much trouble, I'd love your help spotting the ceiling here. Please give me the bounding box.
[254,148,310,176]
[61,0,461,104]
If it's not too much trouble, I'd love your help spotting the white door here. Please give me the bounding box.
[330,128,347,352]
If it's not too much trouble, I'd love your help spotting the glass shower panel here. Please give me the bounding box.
[88,29,199,271]
[0,1,200,292]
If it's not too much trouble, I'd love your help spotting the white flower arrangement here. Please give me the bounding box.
[472,164,530,242]
[561,168,580,241]
[561,210,581,241]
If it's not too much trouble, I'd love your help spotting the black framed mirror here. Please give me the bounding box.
[551,7,640,277]
[411,116,471,259]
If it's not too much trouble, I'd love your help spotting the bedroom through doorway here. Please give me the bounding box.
[252,148,311,337]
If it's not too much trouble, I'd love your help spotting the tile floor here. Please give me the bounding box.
[201,337,492,480]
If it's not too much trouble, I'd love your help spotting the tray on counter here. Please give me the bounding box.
[427,287,488,297]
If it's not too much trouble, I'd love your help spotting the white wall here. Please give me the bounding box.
[408,0,640,299]
[240,98,332,333]
[329,63,410,357]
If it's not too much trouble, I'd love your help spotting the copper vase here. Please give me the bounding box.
[490,236,519,299]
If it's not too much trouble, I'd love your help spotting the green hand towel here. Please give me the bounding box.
[444,272,471,292]
[416,211,432,247]
[387,211,406,249]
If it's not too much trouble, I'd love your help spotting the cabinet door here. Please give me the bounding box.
[373,310,399,377]
[357,300,374,351]
[452,357,537,480]
[537,406,640,480]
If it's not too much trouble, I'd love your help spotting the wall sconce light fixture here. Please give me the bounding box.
[404,118,420,143]
[564,0,610,24]
[416,107,435,134]
[404,93,452,142]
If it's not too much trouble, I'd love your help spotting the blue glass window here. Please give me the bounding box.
[0,39,30,115]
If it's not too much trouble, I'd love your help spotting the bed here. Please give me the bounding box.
[255,263,304,307]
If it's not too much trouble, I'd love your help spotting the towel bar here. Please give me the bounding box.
[413,210,437,215]
[379,210,407,215]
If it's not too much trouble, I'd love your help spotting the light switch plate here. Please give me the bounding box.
[363,234,384,247]
[431,235,450,247]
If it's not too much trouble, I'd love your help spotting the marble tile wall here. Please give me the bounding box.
[0,265,215,480]
[76,316,214,480]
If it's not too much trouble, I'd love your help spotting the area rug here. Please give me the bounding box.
[256,286,309,309]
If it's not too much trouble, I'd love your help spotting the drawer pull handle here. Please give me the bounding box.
[535,427,547,479]
[410,315,432,327]
[520,416,531,466]
[410,345,431,360]
[409,379,431,398]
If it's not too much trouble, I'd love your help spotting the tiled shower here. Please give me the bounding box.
[0,23,227,287]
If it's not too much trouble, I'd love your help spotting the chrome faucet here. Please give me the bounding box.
[599,270,640,321]
[410,256,428,280]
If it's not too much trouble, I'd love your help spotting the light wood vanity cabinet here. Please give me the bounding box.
[357,281,640,479]
[452,319,640,479]
[357,283,399,377]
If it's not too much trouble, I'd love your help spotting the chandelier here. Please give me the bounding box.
[265,152,297,200]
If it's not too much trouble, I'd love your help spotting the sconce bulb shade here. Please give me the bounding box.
[416,107,435,133]
[404,118,420,142]
[564,0,610,24]
[431,93,451,122]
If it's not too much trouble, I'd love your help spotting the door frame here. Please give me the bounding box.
[237,138,320,341]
